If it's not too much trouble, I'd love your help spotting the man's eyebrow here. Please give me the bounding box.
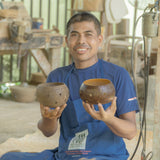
[85,30,93,33]
[70,30,79,34]
[70,30,94,35]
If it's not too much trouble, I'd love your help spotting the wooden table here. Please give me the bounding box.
[0,32,64,82]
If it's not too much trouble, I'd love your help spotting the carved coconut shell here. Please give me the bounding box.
[79,78,115,104]
[36,82,69,108]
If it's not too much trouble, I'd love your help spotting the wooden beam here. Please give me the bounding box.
[49,48,62,71]
[0,33,64,51]
[152,12,160,159]
[30,49,51,77]
[0,50,15,55]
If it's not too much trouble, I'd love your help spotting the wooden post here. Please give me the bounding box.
[49,48,62,71]
[152,13,160,159]
[20,52,28,82]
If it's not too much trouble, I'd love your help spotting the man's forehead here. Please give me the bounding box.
[69,22,96,33]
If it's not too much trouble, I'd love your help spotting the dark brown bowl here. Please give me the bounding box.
[79,78,115,104]
[36,82,69,108]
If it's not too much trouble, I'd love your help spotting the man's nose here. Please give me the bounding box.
[78,35,86,44]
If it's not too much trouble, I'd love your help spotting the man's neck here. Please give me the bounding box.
[74,58,98,69]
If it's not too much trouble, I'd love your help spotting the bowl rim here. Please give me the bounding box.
[38,82,66,87]
[82,78,112,86]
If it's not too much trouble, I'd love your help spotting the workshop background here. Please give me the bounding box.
[0,0,160,160]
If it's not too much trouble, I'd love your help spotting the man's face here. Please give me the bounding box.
[66,21,103,68]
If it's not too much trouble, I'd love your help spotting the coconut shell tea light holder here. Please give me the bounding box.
[79,78,115,104]
[36,82,69,108]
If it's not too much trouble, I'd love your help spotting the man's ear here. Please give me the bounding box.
[65,36,68,46]
[98,35,103,51]
[98,34,103,44]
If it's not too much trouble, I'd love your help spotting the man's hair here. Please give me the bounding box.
[66,12,101,36]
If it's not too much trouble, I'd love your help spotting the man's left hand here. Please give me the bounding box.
[82,97,117,122]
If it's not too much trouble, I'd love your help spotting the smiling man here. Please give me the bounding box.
[0,12,139,160]
[66,18,102,69]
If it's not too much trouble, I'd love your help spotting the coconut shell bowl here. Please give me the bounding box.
[79,78,115,104]
[36,82,69,108]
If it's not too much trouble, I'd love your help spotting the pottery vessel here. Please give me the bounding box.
[29,72,46,85]
[10,84,36,103]
[79,78,115,104]
[36,82,69,108]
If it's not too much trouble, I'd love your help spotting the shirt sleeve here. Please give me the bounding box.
[46,69,60,83]
[46,67,69,83]
[114,68,139,116]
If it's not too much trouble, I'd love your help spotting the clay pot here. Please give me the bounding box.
[36,82,69,108]
[79,78,115,104]
[10,84,36,103]
[29,72,46,85]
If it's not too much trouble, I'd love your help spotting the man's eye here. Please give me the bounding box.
[71,33,78,37]
[86,33,93,37]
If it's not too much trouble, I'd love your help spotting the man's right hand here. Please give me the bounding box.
[38,103,67,137]
[40,103,67,119]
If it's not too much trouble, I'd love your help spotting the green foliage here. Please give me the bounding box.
[0,82,21,97]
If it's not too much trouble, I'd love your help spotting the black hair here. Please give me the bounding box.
[66,12,101,36]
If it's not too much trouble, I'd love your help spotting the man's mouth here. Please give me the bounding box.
[74,44,91,54]
[76,48,88,54]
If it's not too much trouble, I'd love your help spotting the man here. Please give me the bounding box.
[1,12,139,160]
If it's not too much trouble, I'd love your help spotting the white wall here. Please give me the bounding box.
[124,0,144,36]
